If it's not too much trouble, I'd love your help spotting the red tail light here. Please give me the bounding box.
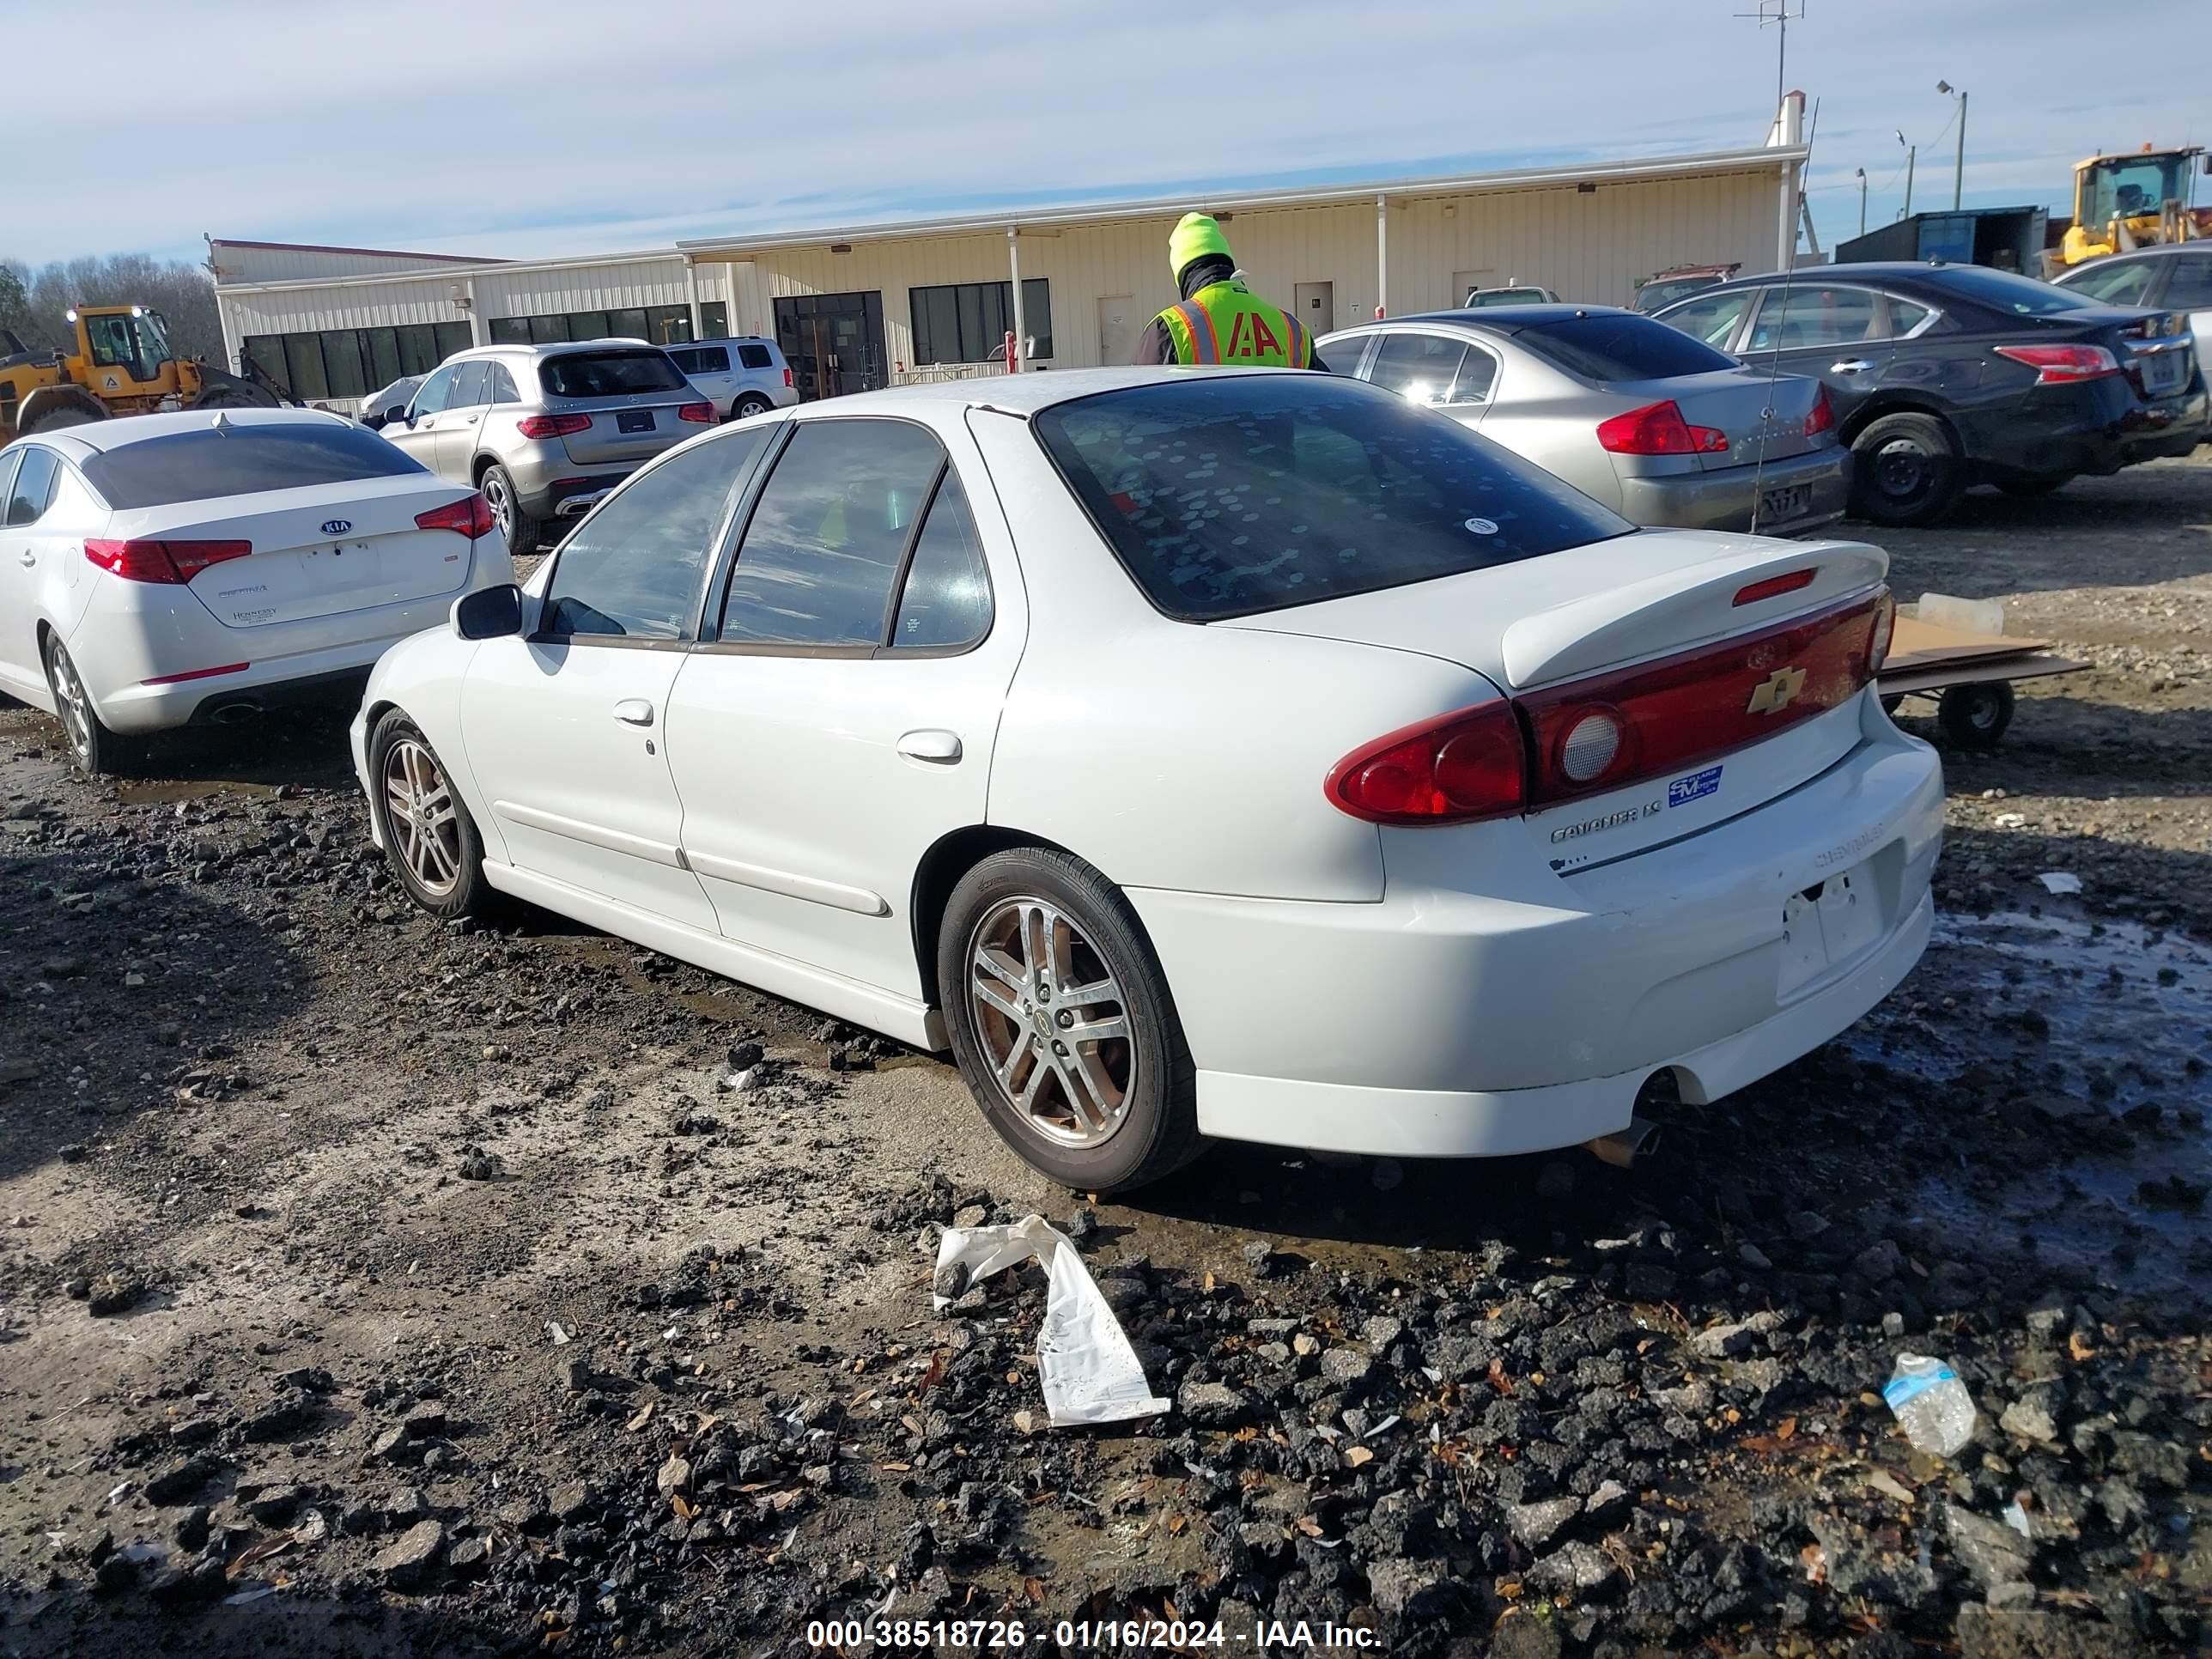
[1804,385,1835,437]
[1595,399,1729,456]
[1518,589,1888,809]
[1993,343,2120,385]
[85,539,251,584]
[516,412,592,439]
[1324,702,1526,825]
[1733,568,1817,606]
[678,401,716,423]
[416,493,496,539]
[782,368,793,388]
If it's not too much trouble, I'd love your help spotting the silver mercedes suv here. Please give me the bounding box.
[375,341,714,550]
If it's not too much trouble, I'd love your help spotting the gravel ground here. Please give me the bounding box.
[1,459,2209,1659]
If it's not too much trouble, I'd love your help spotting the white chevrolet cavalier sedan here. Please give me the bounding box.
[351,368,1942,1193]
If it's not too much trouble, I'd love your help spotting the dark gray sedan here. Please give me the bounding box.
[1319,306,1849,538]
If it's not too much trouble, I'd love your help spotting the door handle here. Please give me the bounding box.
[896,729,963,764]
[465,414,480,424]
[1830,359,1875,374]
[613,699,655,727]
[16,551,33,568]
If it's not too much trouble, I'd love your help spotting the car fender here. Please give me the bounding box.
[358,627,512,866]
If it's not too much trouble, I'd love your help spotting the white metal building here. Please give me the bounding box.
[212,107,1807,409]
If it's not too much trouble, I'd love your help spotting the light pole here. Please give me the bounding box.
[1897,130,1917,221]
[1855,167,1868,236]
[1936,80,1967,210]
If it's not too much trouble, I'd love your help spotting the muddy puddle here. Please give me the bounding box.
[1858,902,2212,1296]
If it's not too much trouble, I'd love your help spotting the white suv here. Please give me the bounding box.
[665,337,799,422]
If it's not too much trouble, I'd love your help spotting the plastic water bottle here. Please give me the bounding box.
[1883,1353,1977,1455]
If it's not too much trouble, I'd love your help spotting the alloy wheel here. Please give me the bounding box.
[483,471,513,540]
[967,897,1137,1146]
[382,737,463,896]
[46,644,93,764]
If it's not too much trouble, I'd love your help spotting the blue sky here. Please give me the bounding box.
[3,0,2206,271]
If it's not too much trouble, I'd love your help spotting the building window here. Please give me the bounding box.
[612,307,648,342]
[910,278,1053,364]
[489,316,530,344]
[432,322,471,361]
[489,306,695,348]
[702,301,729,338]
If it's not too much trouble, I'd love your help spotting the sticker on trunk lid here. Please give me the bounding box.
[1668,763,1723,807]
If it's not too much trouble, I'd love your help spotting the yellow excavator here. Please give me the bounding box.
[0,302,290,445]
[2052,144,2212,270]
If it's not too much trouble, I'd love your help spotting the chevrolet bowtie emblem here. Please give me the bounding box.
[1747,666,1808,714]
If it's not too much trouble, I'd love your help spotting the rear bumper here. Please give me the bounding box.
[1960,380,2209,482]
[1128,701,1942,1158]
[1616,445,1851,537]
[501,446,643,519]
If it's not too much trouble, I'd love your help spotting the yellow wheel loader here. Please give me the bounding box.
[0,303,293,445]
[2051,145,2212,272]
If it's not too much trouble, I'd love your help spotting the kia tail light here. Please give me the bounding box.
[85,539,251,584]
[415,493,496,538]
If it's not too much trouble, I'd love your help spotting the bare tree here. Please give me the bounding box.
[0,252,223,362]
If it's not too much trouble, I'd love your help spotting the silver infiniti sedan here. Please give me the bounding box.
[1320,305,1850,537]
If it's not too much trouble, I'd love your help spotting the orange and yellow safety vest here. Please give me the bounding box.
[1157,280,1313,368]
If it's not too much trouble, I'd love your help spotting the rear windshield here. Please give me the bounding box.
[538,349,688,398]
[79,422,425,509]
[1920,265,2101,317]
[1515,313,1740,382]
[738,343,774,369]
[1032,374,1634,623]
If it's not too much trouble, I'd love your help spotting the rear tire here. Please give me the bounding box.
[43,635,137,776]
[18,386,109,434]
[367,710,495,920]
[1849,411,1963,526]
[1937,681,2014,750]
[480,464,544,556]
[937,848,1203,1194]
[732,394,774,420]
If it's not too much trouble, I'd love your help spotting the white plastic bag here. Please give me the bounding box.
[933,1215,1170,1428]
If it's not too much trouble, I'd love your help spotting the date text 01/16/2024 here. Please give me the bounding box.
[805,1618,1382,1650]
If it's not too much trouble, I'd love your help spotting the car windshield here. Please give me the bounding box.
[79,422,427,508]
[1921,265,2103,317]
[538,349,688,398]
[1468,289,1551,307]
[1031,374,1635,623]
[1513,313,1740,382]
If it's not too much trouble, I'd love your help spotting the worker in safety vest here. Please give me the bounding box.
[1131,213,1326,370]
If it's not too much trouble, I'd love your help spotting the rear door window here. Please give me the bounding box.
[6,447,60,525]
[1514,313,1740,381]
[540,349,688,398]
[737,343,775,370]
[2063,258,2161,307]
[2166,255,2212,309]
[1368,332,1468,404]
[489,364,521,403]
[1745,286,1885,351]
[693,347,730,374]
[541,426,772,640]
[890,470,993,650]
[1032,373,1635,623]
[1451,348,1499,404]
[718,419,946,647]
[77,423,428,509]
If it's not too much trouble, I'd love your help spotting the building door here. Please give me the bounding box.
[1293,283,1334,337]
[1097,295,1136,366]
[773,291,885,401]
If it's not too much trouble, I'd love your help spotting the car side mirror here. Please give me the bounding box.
[453,583,524,641]
[385,404,409,426]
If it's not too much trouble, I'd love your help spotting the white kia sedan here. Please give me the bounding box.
[0,409,509,774]
[349,368,1942,1193]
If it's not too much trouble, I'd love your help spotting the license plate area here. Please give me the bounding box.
[1760,482,1811,522]
[617,410,656,434]
[1778,863,1884,997]
[2141,350,2185,393]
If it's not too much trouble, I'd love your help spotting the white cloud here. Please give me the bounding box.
[2,0,2204,267]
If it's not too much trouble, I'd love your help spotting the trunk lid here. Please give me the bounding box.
[111,476,479,628]
[1657,368,1827,471]
[1224,530,1890,861]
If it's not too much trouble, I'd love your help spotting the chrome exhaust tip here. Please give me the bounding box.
[1585,1114,1662,1169]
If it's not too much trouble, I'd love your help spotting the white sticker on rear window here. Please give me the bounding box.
[1463,517,1498,536]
